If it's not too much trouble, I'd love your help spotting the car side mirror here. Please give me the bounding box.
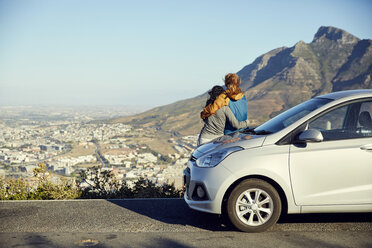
[298,129,324,143]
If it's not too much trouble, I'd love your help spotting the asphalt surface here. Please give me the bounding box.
[1,199,372,247]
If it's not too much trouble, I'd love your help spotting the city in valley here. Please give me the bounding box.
[0,106,197,189]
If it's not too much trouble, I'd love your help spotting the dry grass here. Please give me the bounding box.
[146,136,175,155]
[127,131,176,155]
[77,163,100,168]
[63,142,96,158]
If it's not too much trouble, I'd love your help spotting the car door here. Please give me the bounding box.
[289,99,372,206]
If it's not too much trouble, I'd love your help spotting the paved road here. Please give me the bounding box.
[1,199,371,247]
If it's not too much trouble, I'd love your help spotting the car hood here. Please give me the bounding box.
[192,132,266,159]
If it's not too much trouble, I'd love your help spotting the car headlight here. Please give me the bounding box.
[195,146,243,168]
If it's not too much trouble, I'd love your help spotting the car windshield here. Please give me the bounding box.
[254,98,333,134]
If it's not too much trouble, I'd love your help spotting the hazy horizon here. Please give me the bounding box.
[1,0,371,108]
[0,103,152,108]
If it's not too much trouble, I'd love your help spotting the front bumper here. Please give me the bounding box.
[183,159,237,214]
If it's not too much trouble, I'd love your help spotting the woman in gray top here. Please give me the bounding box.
[198,86,249,146]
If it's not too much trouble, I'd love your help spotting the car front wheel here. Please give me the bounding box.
[227,179,281,232]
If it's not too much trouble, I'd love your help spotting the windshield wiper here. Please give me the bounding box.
[240,128,256,134]
[240,128,272,135]
[254,130,273,135]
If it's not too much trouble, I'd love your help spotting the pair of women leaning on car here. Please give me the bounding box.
[197,73,249,146]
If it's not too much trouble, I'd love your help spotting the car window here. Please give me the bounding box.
[357,101,372,134]
[255,98,332,134]
[308,100,372,141]
[282,110,313,127]
[309,105,348,131]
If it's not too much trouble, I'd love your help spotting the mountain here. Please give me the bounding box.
[112,26,372,135]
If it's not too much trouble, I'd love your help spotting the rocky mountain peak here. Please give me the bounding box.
[293,40,308,51]
[312,26,359,44]
[115,26,372,135]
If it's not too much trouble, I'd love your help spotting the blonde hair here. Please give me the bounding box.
[224,73,242,95]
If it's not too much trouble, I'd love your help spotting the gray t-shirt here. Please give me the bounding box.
[199,106,249,142]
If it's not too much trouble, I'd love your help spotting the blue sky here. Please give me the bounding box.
[0,0,371,107]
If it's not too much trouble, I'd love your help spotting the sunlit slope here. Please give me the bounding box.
[111,95,207,135]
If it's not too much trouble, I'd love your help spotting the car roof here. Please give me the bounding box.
[316,89,372,100]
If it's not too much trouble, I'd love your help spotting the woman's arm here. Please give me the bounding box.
[224,106,249,129]
[200,92,230,119]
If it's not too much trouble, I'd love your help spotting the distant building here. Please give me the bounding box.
[40,145,53,151]
[40,145,65,151]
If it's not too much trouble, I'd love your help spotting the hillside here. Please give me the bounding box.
[112,26,372,135]
[112,95,206,135]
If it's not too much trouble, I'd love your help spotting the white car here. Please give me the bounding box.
[184,89,372,232]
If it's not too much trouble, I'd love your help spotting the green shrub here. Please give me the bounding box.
[1,164,182,200]
[78,167,122,199]
[79,167,182,199]
[31,163,81,200]
[0,163,80,200]
[0,177,32,200]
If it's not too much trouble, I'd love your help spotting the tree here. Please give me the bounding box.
[79,167,121,198]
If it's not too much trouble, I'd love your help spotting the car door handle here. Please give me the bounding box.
[360,144,372,151]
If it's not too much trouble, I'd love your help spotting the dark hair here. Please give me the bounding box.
[205,85,224,107]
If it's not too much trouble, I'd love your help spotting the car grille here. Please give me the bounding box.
[183,167,191,198]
